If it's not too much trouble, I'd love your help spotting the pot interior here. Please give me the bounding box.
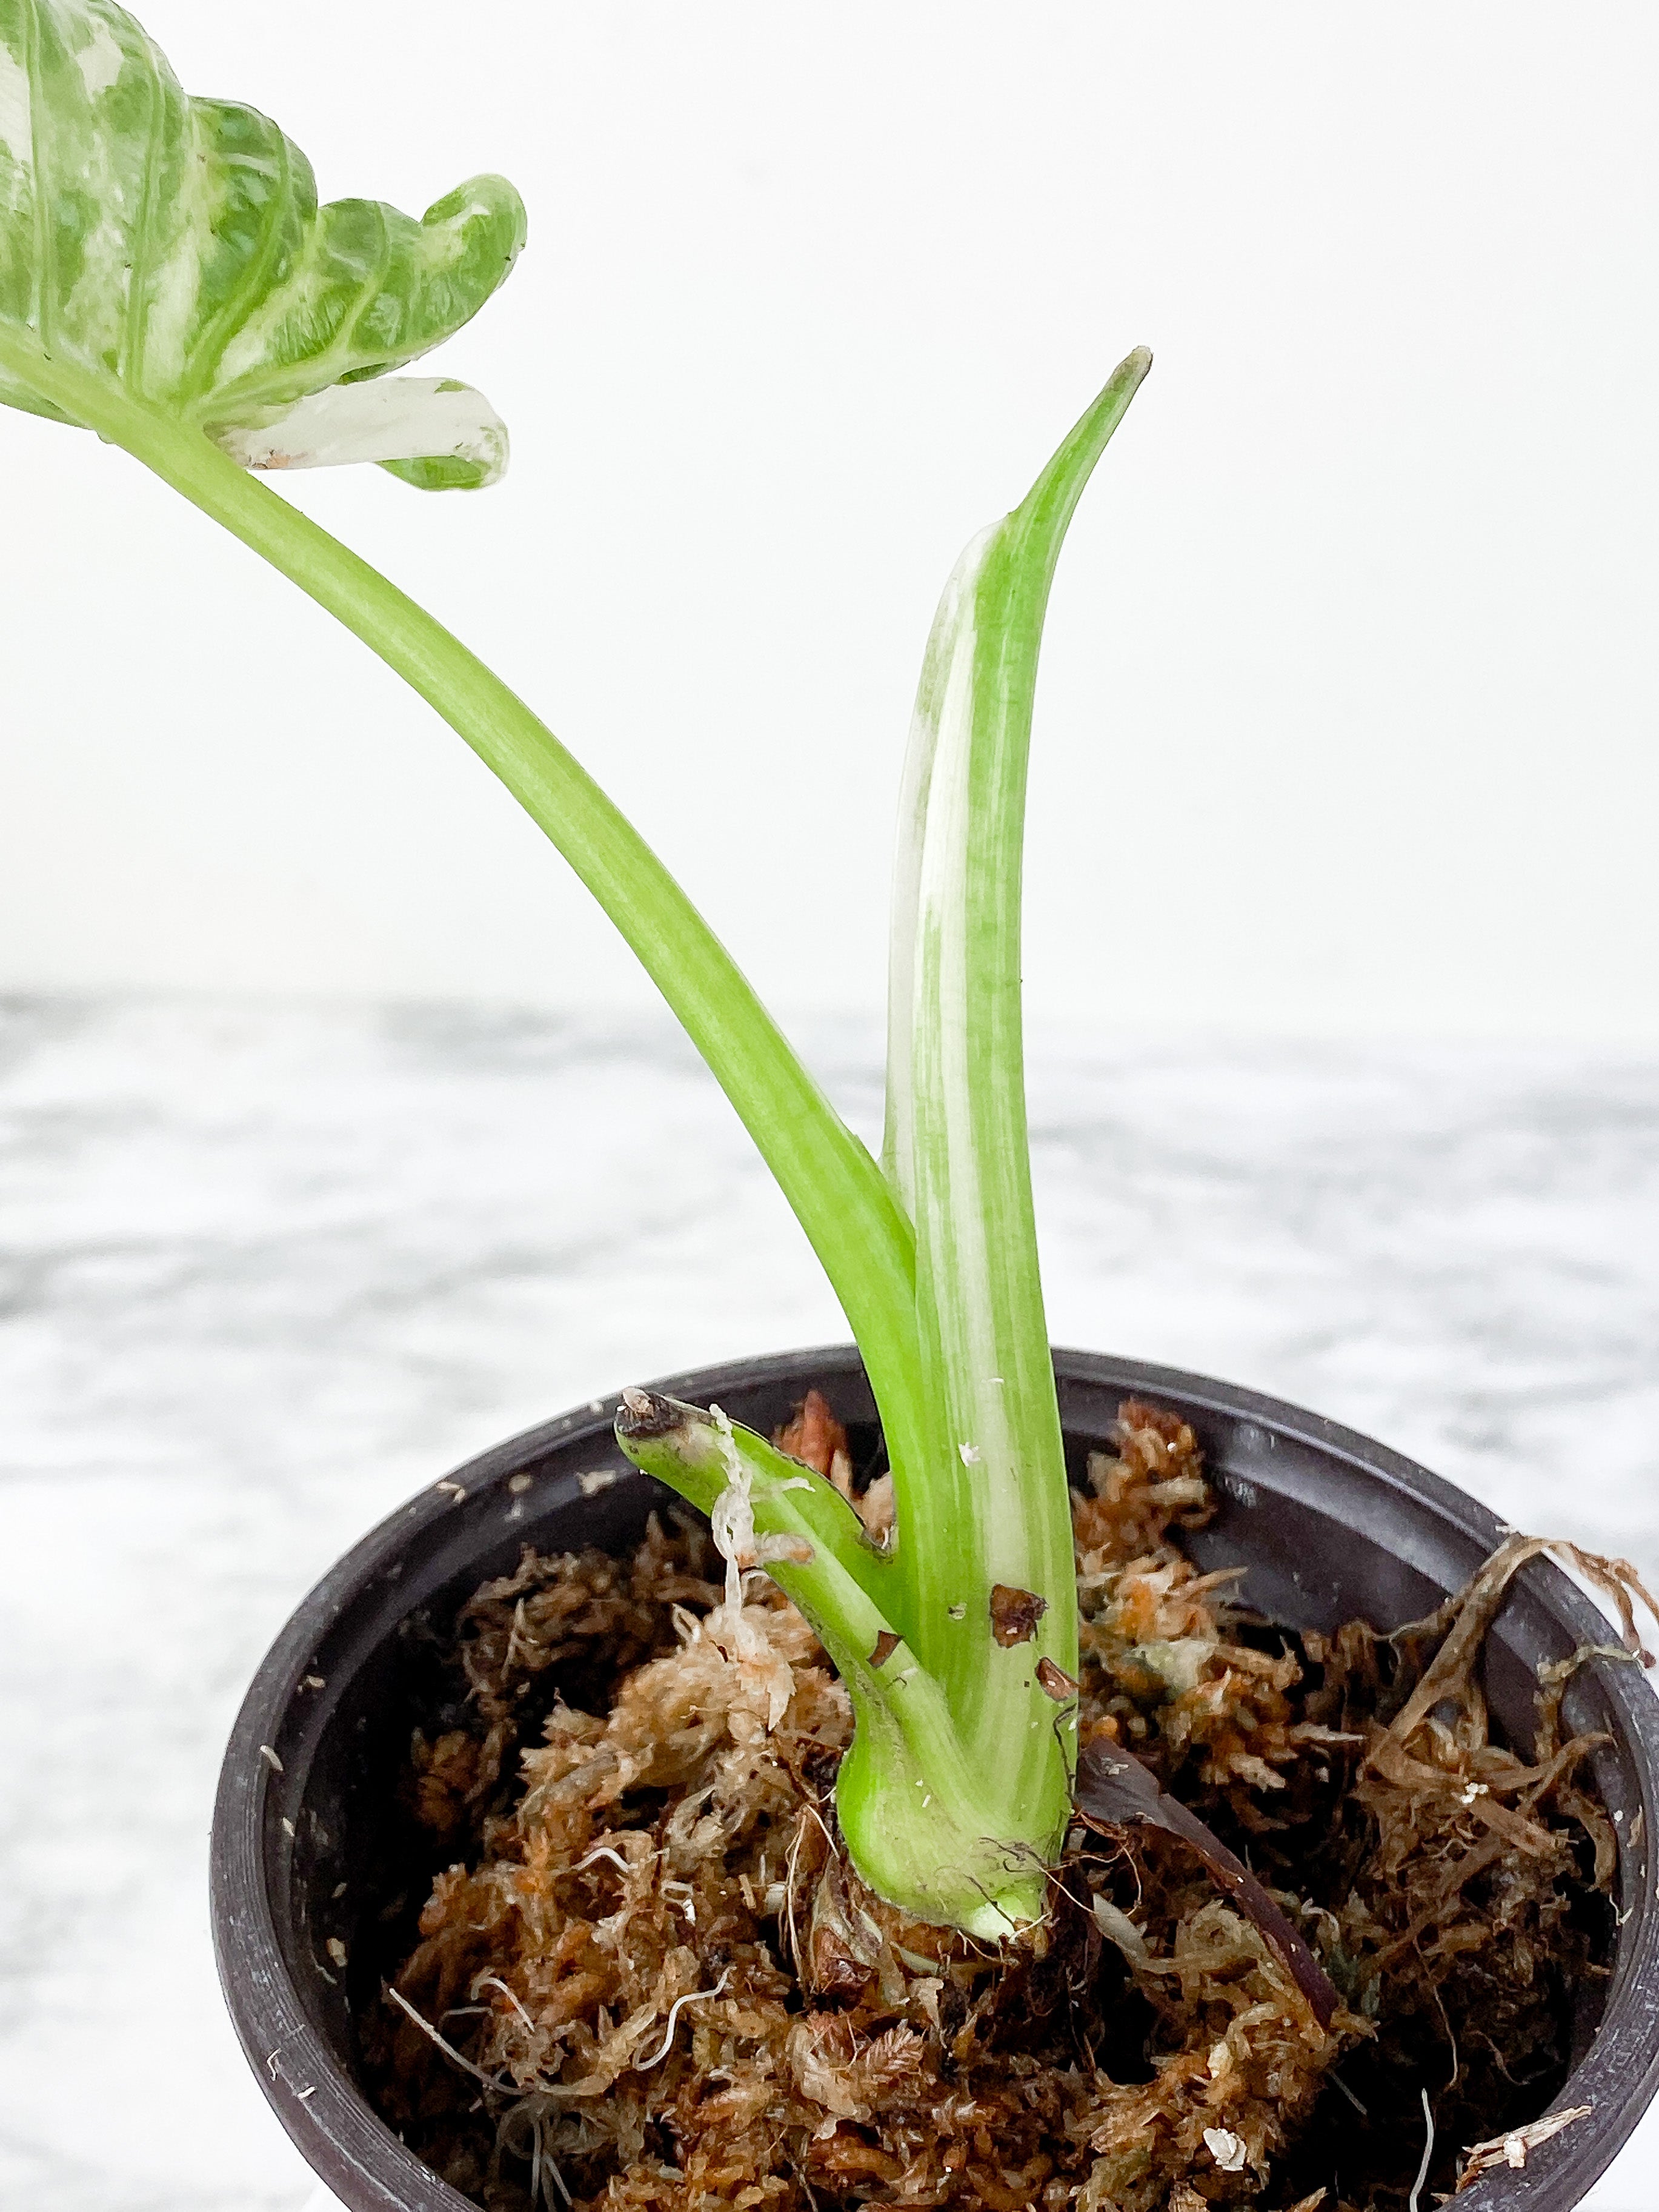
[216,1348,1659,2212]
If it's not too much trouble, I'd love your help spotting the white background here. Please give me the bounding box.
[2,10,1659,2212]
[1,1,1655,1040]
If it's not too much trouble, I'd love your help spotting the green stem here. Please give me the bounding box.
[0,326,931,1489]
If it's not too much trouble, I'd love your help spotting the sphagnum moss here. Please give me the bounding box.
[370,1399,1626,2212]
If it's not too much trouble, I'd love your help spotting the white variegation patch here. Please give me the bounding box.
[140,127,213,394]
[73,19,124,99]
[0,38,33,166]
[212,377,510,485]
[883,524,994,1219]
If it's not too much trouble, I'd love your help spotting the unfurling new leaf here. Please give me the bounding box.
[0,0,524,484]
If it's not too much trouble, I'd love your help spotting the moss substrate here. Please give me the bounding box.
[366,1401,1624,2212]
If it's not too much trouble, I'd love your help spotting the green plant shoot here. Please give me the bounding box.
[0,0,1149,1936]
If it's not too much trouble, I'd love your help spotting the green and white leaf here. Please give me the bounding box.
[881,348,1152,1862]
[0,0,524,484]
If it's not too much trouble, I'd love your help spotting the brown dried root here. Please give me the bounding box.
[370,1400,1636,2212]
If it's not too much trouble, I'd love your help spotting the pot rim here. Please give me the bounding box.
[211,1344,1659,2212]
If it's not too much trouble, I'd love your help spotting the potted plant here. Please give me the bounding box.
[3,5,1656,2208]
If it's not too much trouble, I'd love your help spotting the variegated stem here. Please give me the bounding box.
[886,351,1152,1864]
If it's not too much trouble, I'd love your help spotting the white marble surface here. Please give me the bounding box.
[1,997,1656,2210]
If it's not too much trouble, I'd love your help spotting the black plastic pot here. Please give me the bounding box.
[212,1346,1659,2211]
